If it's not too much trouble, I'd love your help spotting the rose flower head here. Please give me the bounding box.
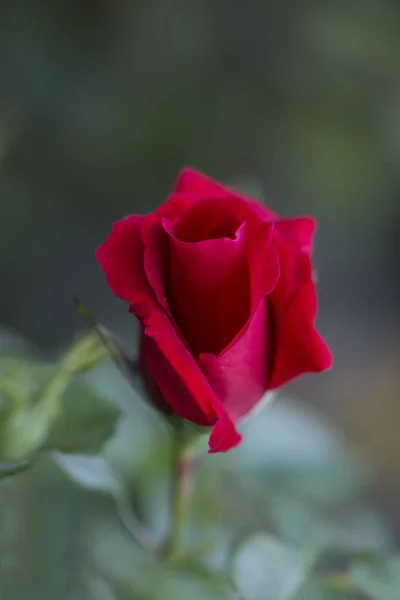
[97,168,332,453]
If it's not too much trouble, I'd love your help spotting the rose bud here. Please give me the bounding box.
[97,168,332,453]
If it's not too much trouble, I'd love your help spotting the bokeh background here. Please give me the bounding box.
[0,1,399,598]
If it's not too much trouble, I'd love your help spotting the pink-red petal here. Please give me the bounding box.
[142,333,212,425]
[268,253,332,389]
[140,310,218,424]
[140,308,243,452]
[142,214,170,314]
[208,410,242,453]
[164,220,250,356]
[246,220,280,314]
[220,219,279,357]
[199,298,269,423]
[173,197,242,242]
[174,167,230,199]
[96,216,153,303]
[268,241,296,317]
[155,192,196,221]
[174,167,277,221]
[275,216,317,252]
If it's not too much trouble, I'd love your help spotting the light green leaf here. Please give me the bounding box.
[54,453,160,555]
[0,459,31,480]
[61,331,109,375]
[53,453,120,493]
[0,359,34,409]
[0,334,115,461]
[232,534,305,600]
[44,382,120,454]
[0,404,51,462]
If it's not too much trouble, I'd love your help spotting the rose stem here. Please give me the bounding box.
[164,423,197,560]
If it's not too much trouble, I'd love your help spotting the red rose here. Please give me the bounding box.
[97,168,332,453]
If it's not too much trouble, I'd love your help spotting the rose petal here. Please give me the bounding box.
[142,214,170,313]
[276,216,317,252]
[246,221,280,314]
[220,219,279,356]
[141,308,243,452]
[140,310,218,423]
[173,197,243,242]
[208,409,242,453]
[174,166,277,220]
[174,167,230,199]
[267,241,296,316]
[142,332,212,425]
[155,192,196,221]
[164,220,250,356]
[199,298,269,423]
[268,253,332,389]
[96,216,153,303]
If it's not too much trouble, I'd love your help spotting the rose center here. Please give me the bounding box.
[164,204,250,356]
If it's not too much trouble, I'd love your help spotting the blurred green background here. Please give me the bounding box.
[0,0,399,598]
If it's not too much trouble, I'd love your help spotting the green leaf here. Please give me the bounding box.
[61,331,109,375]
[53,453,120,493]
[0,459,31,480]
[0,334,114,462]
[350,555,400,600]
[232,534,305,600]
[44,382,120,454]
[0,359,34,409]
[53,453,160,555]
[0,404,51,462]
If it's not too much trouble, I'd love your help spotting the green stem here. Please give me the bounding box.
[164,425,197,560]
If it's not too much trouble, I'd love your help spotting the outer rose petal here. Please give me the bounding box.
[142,214,170,313]
[275,216,316,252]
[96,216,153,303]
[139,308,242,452]
[199,299,269,423]
[174,167,277,221]
[268,241,296,315]
[142,333,211,425]
[220,219,279,356]
[268,253,332,389]
[245,220,279,315]
[174,167,230,199]
[208,409,242,453]
[155,192,196,221]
